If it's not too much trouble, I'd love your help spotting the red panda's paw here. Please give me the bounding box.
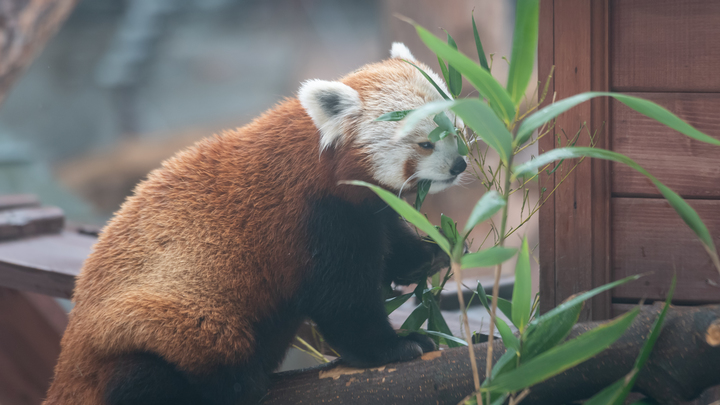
[404,332,437,353]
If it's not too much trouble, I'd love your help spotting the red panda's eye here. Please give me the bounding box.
[418,142,434,150]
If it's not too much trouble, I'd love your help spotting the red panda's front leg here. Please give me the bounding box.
[383,219,451,286]
[300,196,436,368]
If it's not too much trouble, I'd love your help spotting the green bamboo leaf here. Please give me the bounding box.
[376,109,414,122]
[586,277,677,405]
[405,60,451,100]
[451,98,514,164]
[476,281,490,310]
[414,179,432,210]
[445,31,463,98]
[489,349,518,380]
[464,191,506,234]
[486,308,640,393]
[401,303,429,331]
[513,147,719,271]
[584,380,625,405]
[412,22,515,124]
[425,293,462,348]
[471,12,489,71]
[385,292,413,315]
[344,180,450,255]
[434,111,457,135]
[440,214,458,246]
[512,237,532,332]
[457,135,469,156]
[461,246,517,269]
[397,99,457,139]
[421,329,468,347]
[521,300,582,362]
[494,296,513,322]
[495,316,519,351]
[428,127,446,142]
[437,56,450,87]
[515,92,720,147]
[534,274,642,323]
[506,0,539,105]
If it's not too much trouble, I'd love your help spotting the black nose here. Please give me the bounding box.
[449,157,467,176]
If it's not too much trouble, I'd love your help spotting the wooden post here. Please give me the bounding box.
[538,0,612,320]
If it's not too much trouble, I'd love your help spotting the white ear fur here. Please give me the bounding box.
[390,42,416,61]
[298,79,362,151]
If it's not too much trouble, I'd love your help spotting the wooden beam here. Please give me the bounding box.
[0,0,80,106]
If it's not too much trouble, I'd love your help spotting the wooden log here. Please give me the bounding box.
[0,0,80,106]
[263,304,720,405]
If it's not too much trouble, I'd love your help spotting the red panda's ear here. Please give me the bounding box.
[298,80,362,152]
[390,42,416,61]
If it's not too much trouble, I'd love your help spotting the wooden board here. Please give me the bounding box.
[610,0,720,92]
[0,231,94,298]
[538,0,612,320]
[0,288,66,405]
[612,198,720,303]
[611,93,720,198]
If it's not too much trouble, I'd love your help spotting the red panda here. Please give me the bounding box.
[44,43,468,405]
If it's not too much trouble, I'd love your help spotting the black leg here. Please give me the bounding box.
[383,218,450,286]
[302,196,436,368]
[105,352,199,405]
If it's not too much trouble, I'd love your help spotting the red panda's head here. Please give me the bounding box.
[298,43,468,195]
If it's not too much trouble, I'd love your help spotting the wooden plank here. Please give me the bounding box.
[538,0,556,315]
[611,93,720,198]
[552,0,594,321]
[589,0,611,320]
[610,0,720,92]
[0,206,64,240]
[0,0,80,106]
[0,231,94,298]
[0,194,39,210]
[0,287,65,405]
[612,198,720,303]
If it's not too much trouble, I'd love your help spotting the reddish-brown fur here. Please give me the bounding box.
[44,59,421,404]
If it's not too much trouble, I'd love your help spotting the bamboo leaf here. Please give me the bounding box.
[445,31,463,98]
[397,99,458,139]
[412,22,515,124]
[421,329,468,347]
[437,56,450,87]
[495,316,519,351]
[345,181,450,255]
[464,191,506,234]
[461,247,517,269]
[405,60,450,100]
[506,0,539,105]
[486,308,640,393]
[472,12,489,70]
[426,293,462,348]
[451,98,514,164]
[376,109,414,122]
[414,179,432,210]
[385,292,413,315]
[512,237,532,332]
[513,148,719,271]
[428,127,446,142]
[401,303,429,331]
[515,92,720,147]
[440,214,458,246]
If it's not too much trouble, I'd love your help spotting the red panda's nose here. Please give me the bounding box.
[450,157,467,176]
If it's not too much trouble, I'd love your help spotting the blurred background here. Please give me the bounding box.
[0,0,536,303]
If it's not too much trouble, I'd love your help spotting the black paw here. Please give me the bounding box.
[341,335,432,368]
[404,332,436,353]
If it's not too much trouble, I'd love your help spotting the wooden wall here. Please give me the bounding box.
[539,0,720,319]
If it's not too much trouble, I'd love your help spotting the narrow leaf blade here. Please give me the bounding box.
[451,98,514,164]
[487,308,640,393]
[471,12,490,70]
[445,31,463,98]
[506,0,539,105]
[512,237,532,332]
[464,190,506,234]
[377,109,414,122]
[413,23,515,124]
[461,247,517,269]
